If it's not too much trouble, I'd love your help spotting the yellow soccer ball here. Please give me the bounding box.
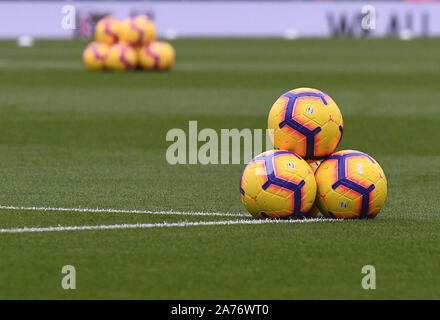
[104,43,138,71]
[119,15,156,46]
[268,88,343,160]
[315,150,387,219]
[138,41,176,71]
[240,150,317,219]
[303,160,322,218]
[95,16,121,45]
[82,41,109,71]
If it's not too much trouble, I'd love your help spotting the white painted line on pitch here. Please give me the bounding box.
[0,218,344,234]
[0,205,248,218]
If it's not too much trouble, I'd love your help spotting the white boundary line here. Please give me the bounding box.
[0,205,248,218]
[0,218,343,234]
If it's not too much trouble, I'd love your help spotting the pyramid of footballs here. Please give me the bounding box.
[240,88,388,220]
[82,15,175,71]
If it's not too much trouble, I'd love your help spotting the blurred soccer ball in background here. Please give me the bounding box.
[119,15,156,46]
[82,41,109,71]
[138,41,176,71]
[95,16,121,45]
[105,43,138,71]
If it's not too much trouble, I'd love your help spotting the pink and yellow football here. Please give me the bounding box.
[240,150,317,219]
[104,43,138,71]
[95,16,121,45]
[119,15,156,46]
[315,150,387,219]
[82,42,109,71]
[138,41,176,71]
[268,88,343,160]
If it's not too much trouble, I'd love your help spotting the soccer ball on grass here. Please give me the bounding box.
[240,150,317,219]
[315,150,387,219]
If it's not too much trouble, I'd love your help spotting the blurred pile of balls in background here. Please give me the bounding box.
[82,15,175,72]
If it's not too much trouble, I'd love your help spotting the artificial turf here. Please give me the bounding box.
[0,38,439,299]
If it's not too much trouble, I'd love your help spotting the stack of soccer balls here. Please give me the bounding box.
[82,15,175,71]
[240,88,387,220]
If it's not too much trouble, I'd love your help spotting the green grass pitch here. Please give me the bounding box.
[0,38,439,299]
